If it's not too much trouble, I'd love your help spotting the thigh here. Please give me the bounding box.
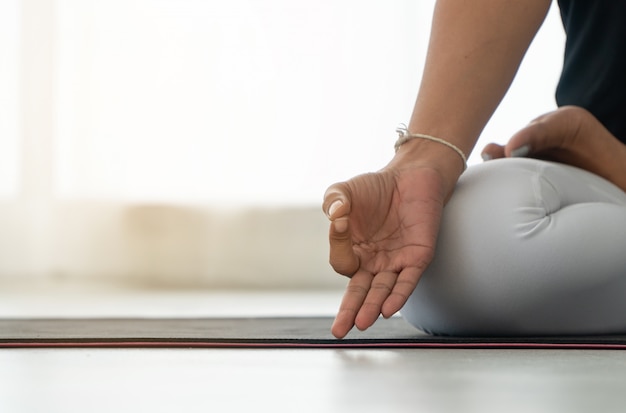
[402,158,626,336]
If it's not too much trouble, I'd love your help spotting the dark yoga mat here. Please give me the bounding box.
[2,317,626,349]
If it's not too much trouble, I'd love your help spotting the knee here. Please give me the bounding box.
[400,158,559,335]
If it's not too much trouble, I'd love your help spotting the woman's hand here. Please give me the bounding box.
[321,0,554,339]
[323,141,461,339]
[482,106,626,191]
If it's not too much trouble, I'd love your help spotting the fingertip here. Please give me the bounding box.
[331,324,347,339]
[505,121,541,157]
[328,200,344,218]
[481,143,505,161]
[354,309,379,332]
[509,144,531,158]
[381,299,402,319]
[331,217,349,234]
[331,314,354,339]
[323,184,351,219]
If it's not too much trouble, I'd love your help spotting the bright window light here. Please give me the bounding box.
[0,0,20,199]
[52,0,563,206]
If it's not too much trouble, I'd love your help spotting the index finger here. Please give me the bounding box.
[322,182,351,219]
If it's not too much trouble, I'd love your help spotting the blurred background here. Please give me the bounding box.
[0,0,564,292]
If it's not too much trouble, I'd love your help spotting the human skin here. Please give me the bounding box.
[323,0,552,339]
[481,106,626,192]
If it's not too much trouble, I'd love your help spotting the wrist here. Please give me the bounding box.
[394,125,468,169]
[386,137,466,199]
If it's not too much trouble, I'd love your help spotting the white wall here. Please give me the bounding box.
[0,0,564,290]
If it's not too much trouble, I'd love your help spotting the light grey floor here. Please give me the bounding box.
[2,289,626,413]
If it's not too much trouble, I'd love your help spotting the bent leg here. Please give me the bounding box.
[402,158,626,336]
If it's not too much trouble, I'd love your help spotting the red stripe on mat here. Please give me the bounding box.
[3,341,626,349]
[3,318,626,349]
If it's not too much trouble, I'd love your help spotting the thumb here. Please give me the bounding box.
[323,183,359,276]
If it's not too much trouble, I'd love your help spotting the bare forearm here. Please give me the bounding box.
[407,0,552,158]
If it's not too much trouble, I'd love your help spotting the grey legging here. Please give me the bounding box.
[401,158,626,336]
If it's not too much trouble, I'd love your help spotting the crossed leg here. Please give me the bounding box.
[401,158,626,336]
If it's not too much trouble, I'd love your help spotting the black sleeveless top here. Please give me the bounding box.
[556,0,626,143]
